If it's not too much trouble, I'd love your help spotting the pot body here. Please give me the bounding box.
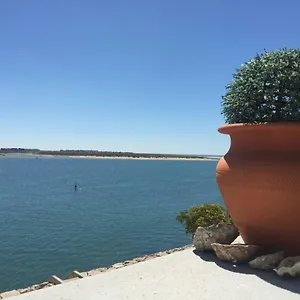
[216,123,300,254]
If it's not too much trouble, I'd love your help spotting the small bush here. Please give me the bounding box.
[176,203,229,234]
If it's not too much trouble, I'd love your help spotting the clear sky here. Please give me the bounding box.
[1,0,299,155]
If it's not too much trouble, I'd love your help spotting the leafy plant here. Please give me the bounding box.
[176,203,229,234]
[222,48,300,124]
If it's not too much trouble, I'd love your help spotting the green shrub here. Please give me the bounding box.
[222,48,300,123]
[176,203,228,234]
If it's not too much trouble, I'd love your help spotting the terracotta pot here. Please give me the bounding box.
[216,123,300,254]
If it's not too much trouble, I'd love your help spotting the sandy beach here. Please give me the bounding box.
[36,155,218,161]
[0,153,220,161]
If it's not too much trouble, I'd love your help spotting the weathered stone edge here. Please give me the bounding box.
[0,245,193,298]
[85,245,193,276]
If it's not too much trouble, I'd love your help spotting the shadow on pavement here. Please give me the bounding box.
[193,250,300,295]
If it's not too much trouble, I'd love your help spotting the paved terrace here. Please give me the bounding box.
[6,247,300,300]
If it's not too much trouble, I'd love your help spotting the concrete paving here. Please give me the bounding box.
[9,248,300,300]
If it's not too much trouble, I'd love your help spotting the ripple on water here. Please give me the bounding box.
[0,158,222,291]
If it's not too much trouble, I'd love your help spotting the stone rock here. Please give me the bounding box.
[87,269,102,276]
[35,282,51,289]
[18,282,52,294]
[18,287,33,294]
[0,290,20,298]
[112,263,124,269]
[193,224,239,250]
[47,275,63,285]
[134,257,143,262]
[211,243,261,262]
[274,256,300,277]
[144,256,155,261]
[65,270,85,279]
[123,260,135,265]
[249,251,285,270]
[156,252,168,257]
[231,235,245,245]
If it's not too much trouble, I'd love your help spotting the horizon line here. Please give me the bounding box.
[0,147,222,157]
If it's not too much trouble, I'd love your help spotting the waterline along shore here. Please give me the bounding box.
[37,155,216,161]
[0,148,219,161]
[1,245,298,300]
[0,245,193,297]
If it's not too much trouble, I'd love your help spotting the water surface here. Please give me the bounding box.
[0,157,222,291]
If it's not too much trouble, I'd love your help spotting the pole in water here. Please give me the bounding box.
[74,183,77,191]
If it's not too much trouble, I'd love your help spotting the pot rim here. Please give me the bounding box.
[218,122,300,135]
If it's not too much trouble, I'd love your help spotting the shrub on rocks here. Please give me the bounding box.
[176,203,230,234]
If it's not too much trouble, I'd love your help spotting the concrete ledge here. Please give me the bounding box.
[6,248,300,300]
[0,245,193,297]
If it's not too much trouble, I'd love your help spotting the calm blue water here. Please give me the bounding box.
[0,157,222,291]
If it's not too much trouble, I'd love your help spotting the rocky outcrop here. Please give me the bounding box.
[211,243,261,262]
[274,256,300,277]
[194,225,300,276]
[249,251,285,270]
[192,224,238,250]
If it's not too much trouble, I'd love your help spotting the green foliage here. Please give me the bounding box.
[222,48,300,123]
[176,203,228,234]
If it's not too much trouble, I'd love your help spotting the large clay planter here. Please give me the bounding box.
[216,123,300,254]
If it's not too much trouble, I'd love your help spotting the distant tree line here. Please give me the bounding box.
[0,148,208,159]
[0,148,40,153]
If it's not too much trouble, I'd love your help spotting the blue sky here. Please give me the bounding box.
[1,0,299,155]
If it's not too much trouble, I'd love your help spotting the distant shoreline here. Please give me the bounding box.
[37,154,217,161]
[0,153,218,161]
[0,149,220,161]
